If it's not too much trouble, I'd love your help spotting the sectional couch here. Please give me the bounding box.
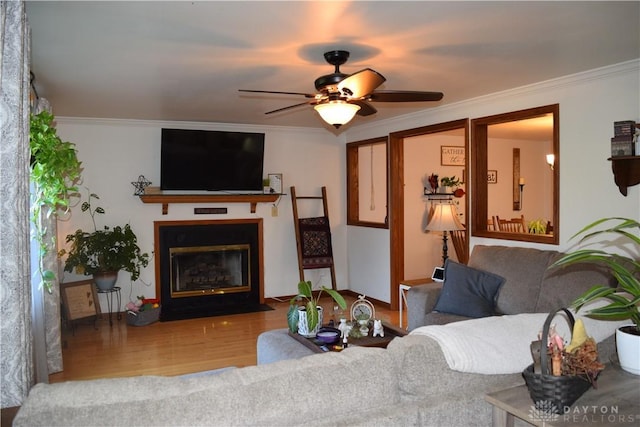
[406,245,617,330]
[14,245,621,426]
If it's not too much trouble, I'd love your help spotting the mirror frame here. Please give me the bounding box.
[346,136,389,228]
[471,104,559,244]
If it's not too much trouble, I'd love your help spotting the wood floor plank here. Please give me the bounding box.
[49,297,402,382]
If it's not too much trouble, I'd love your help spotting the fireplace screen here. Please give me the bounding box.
[169,244,251,298]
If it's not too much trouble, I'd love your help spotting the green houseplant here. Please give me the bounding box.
[30,111,83,292]
[528,218,548,234]
[439,176,461,194]
[59,193,149,289]
[551,217,639,375]
[439,176,461,189]
[287,280,347,337]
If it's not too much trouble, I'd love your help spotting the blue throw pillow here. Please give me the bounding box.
[433,259,505,318]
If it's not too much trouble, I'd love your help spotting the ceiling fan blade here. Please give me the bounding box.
[239,89,316,98]
[338,68,386,99]
[349,100,377,117]
[264,101,311,115]
[368,90,444,102]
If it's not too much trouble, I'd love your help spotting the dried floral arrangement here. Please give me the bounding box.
[541,318,605,386]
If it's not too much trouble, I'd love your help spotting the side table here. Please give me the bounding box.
[96,286,122,326]
[399,278,431,329]
[485,364,640,426]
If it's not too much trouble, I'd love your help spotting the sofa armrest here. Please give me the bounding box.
[406,282,443,331]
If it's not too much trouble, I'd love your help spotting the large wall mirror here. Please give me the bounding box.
[471,104,559,244]
[347,137,388,228]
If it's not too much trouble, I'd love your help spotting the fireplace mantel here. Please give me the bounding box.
[140,187,279,214]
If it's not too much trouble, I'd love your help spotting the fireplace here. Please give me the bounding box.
[154,219,265,321]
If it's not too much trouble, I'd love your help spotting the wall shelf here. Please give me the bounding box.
[608,156,640,196]
[424,193,454,201]
[139,187,279,214]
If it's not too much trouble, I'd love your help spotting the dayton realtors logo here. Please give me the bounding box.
[529,401,637,424]
[528,401,560,423]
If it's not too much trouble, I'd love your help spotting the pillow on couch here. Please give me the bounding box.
[433,260,505,318]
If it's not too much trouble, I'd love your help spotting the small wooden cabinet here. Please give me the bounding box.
[608,156,640,196]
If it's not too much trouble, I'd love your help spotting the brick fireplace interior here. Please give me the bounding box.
[154,219,270,321]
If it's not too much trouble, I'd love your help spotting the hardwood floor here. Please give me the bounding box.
[49,295,402,383]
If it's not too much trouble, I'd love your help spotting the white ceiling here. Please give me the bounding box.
[26,1,640,132]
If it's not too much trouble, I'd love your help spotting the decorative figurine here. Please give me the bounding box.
[338,318,352,338]
[358,319,369,337]
[373,319,384,338]
[131,175,152,196]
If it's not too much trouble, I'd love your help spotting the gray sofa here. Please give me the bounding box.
[406,245,616,330]
[14,245,619,427]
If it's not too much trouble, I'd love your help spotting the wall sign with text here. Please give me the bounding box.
[440,146,465,166]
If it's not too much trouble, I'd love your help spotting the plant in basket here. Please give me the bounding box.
[523,309,605,414]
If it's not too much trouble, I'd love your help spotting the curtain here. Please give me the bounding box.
[0,1,35,407]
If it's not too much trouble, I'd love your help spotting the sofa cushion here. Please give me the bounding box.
[433,260,505,318]
[14,346,400,427]
[535,255,617,313]
[424,311,471,325]
[468,245,557,314]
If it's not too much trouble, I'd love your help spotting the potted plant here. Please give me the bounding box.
[287,280,347,337]
[528,218,548,234]
[30,111,83,292]
[439,176,461,193]
[551,217,640,375]
[59,192,149,290]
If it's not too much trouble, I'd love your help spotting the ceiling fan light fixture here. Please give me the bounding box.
[314,101,361,129]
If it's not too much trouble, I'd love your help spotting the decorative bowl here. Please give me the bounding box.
[316,327,340,344]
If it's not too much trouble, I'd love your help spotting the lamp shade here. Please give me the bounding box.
[425,203,464,232]
[546,153,555,169]
[314,101,361,128]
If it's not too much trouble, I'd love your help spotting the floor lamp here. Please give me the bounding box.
[425,202,464,267]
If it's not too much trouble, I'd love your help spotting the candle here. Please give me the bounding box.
[519,178,525,185]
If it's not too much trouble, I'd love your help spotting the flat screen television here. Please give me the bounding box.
[161,129,265,192]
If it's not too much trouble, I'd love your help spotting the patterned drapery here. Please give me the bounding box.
[0,1,35,407]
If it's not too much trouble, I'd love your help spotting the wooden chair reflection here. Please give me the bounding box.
[487,216,497,231]
[450,228,468,264]
[496,215,526,233]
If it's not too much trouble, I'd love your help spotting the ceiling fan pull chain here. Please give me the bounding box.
[370,144,375,211]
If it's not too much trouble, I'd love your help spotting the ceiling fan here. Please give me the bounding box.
[239,50,443,128]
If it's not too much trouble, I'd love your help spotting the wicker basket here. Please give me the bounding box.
[522,308,594,414]
[126,306,160,326]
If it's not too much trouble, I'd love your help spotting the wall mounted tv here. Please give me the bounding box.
[161,129,265,192]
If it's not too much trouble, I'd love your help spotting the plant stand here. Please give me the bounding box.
[96,286,121,326]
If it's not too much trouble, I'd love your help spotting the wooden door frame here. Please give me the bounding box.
[388,119,469,310]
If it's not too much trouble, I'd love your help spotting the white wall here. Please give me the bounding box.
[54,120,346,310]
[345,227,390,302]
[346,60,640,303]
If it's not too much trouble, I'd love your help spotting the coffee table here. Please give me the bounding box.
[288,321,406,353]
[484,364,640,426]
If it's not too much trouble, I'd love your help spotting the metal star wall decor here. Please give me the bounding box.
[131,175,151,196]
